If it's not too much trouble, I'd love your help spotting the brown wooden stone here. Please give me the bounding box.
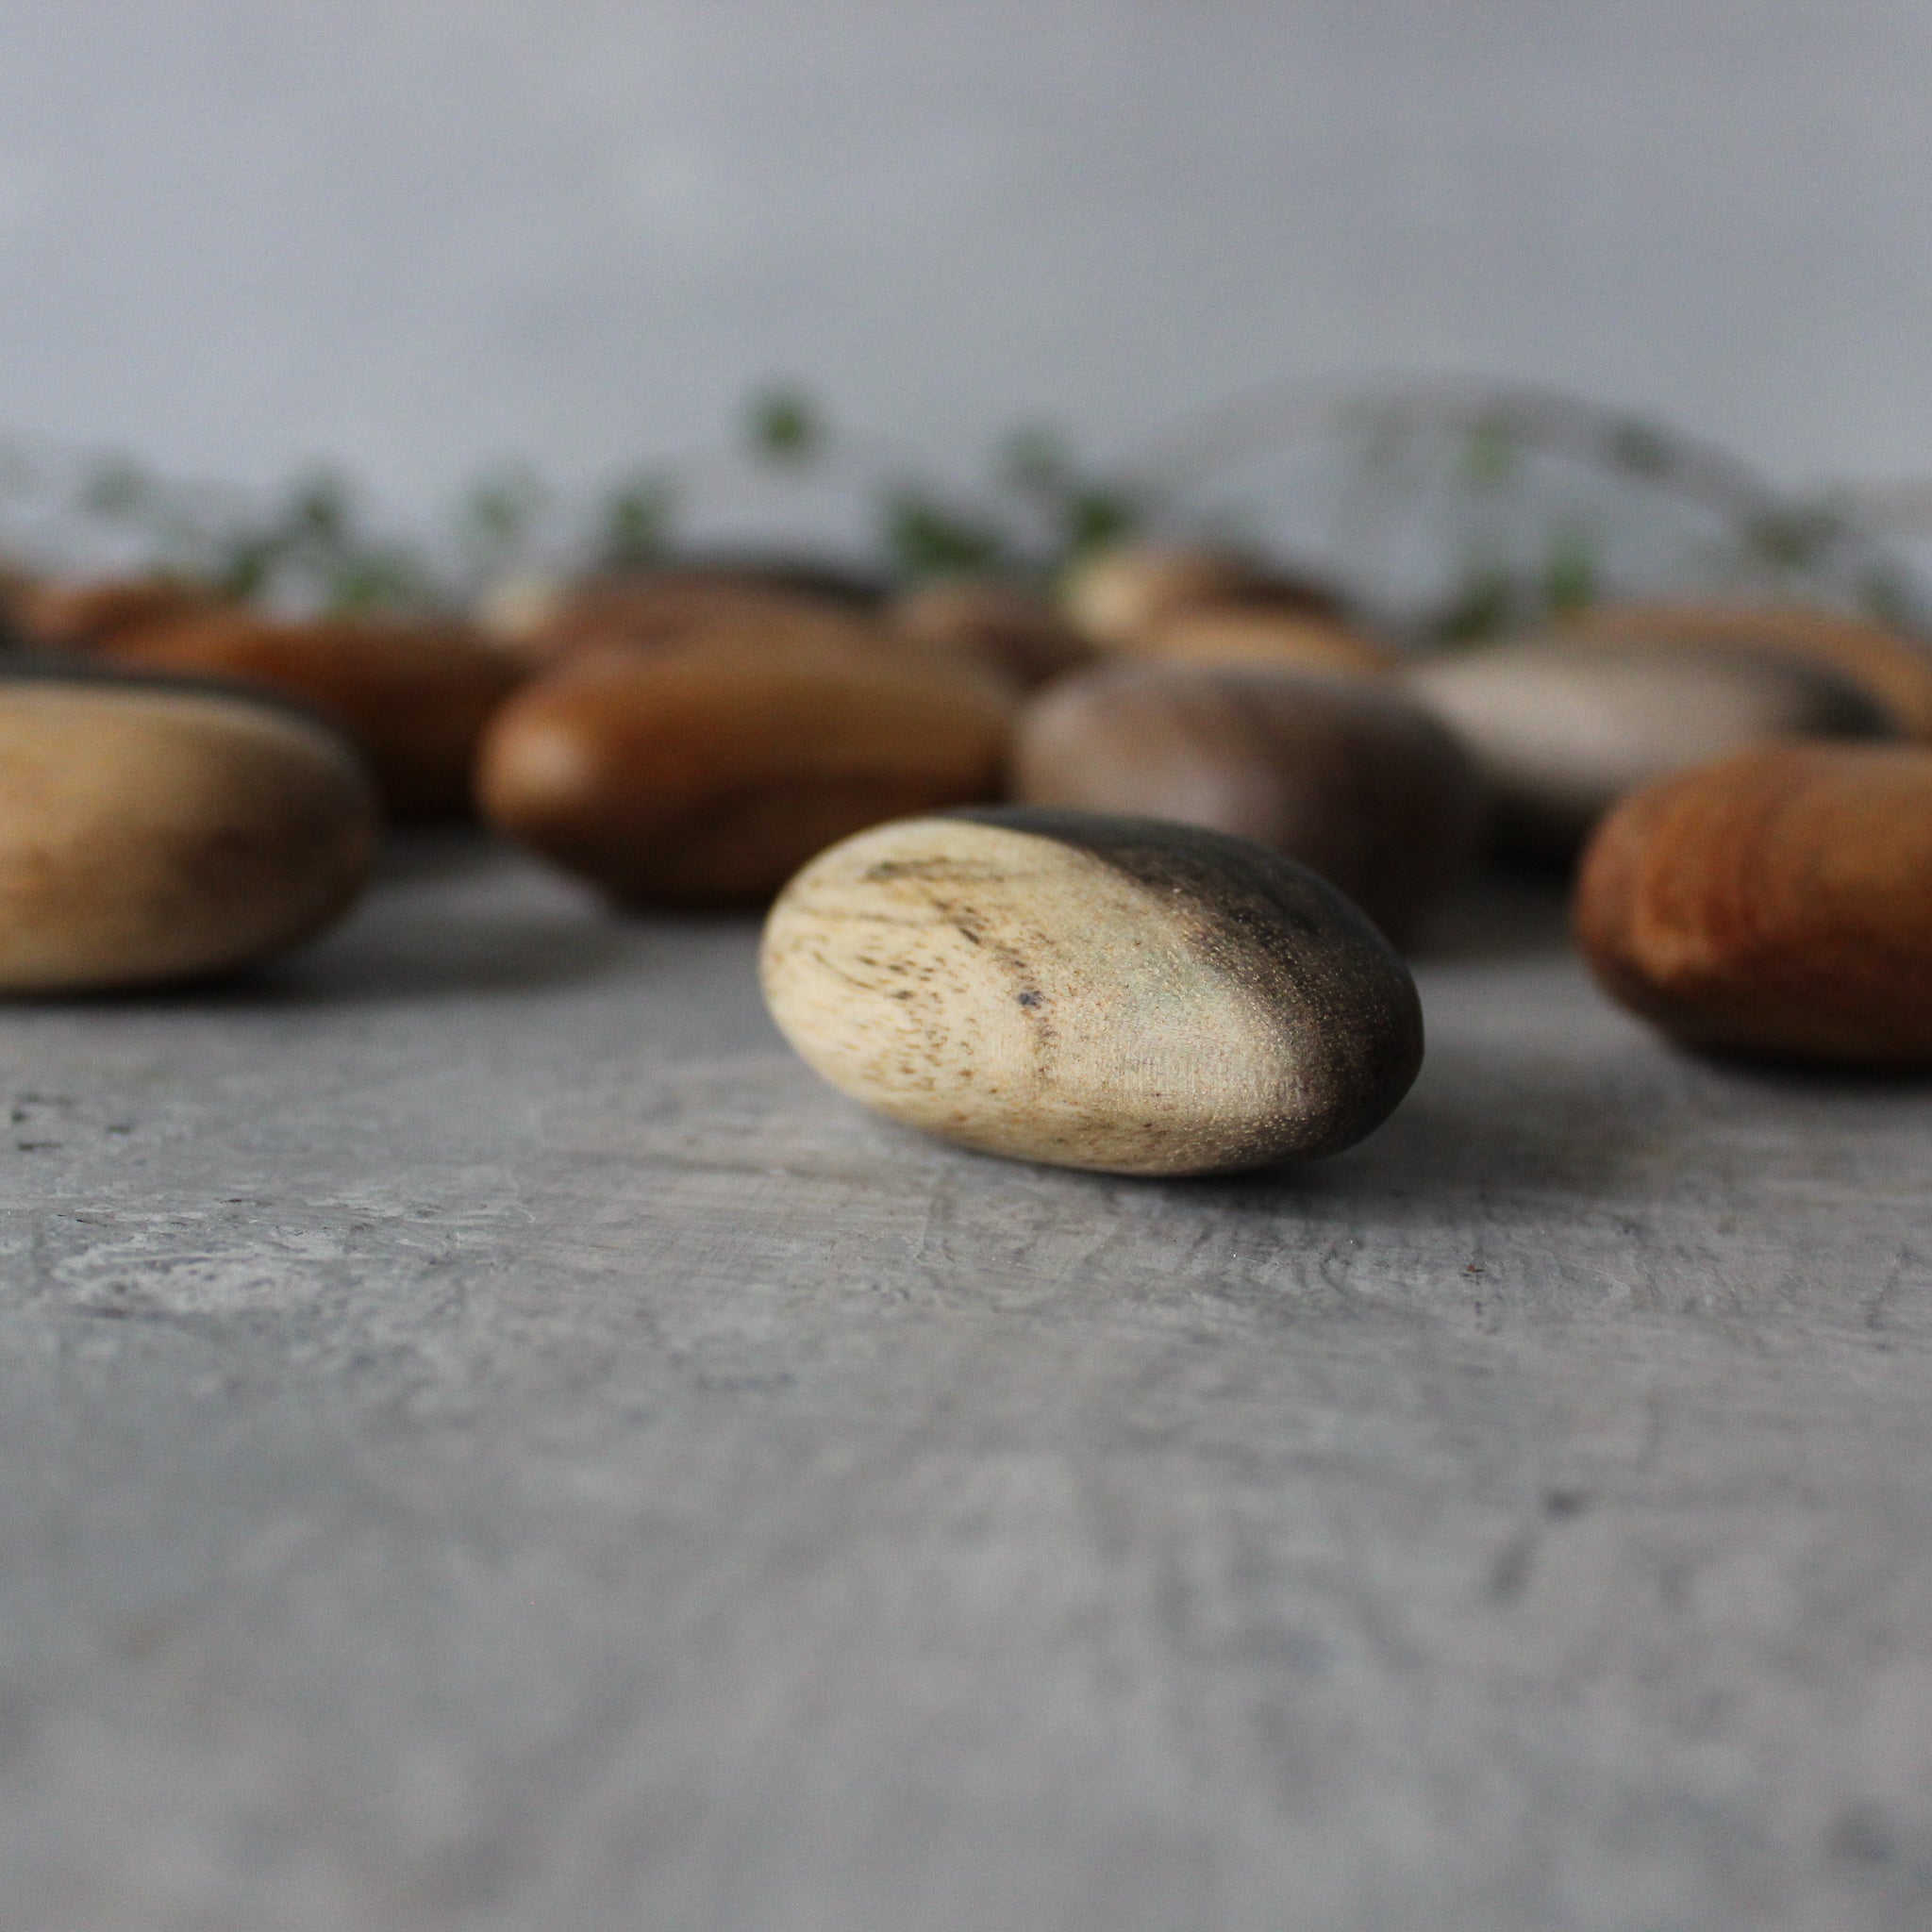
[476,643,1012,908]
[1012,661,1483,945]
[0,674,377,991]
[98,611,523,819]
[1574,741,1932,1065]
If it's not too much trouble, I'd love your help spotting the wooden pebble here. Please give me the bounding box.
[10,575,226,651]
[96,611,523,819]
[1060,542,1339,648]
[477,644,1013,908]
[760,807,1424,1175]
[891,579,1095,691]
[1012,662,1483,946]
[1555,600,1932,740]
[0,674,377,992]
[1407,638,1888,858]
[489,568,887,669]
[1127,604,1395,679]
[1575,743,1932,1066]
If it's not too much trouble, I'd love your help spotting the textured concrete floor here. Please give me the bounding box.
[2,835,1930,1932]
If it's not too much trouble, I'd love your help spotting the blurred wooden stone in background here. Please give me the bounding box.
[1408,638,1889,859]
[91,612,522,820]
[1013,661,1482,946]
[0,674,376,991]
[479,643,1012,908]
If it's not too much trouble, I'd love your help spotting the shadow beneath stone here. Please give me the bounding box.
[1410,867,1574,965]
[1173,1032,1662,1217]
[1669,1042,1932,1097]
[112,904,637,1008]
[368,824,510,888]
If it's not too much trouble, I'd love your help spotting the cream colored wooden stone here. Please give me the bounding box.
[1407,640,1888,855]
[0,679,379,991]
[760,808,1423,1175]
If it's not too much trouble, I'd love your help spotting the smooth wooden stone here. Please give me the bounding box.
[759,807,1424,1175]
[1575,742,1932,1066]
[1011,662,1484,947]
[891,579,1095,691]
[486,569,888,668]
[96,612,523,819]
[476,644,1013,908]
[1407,639,1888,858]
[0,675,377,992]
[1127,604,1395,678]
[1060,542,1339,648]
[1555,599,1932,740]
[10,575,226,650]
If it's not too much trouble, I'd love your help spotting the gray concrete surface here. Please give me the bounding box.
[2,835,1930,1931]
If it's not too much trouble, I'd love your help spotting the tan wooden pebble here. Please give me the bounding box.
[1060,542,1339,648]
[477,644,1013,908]
[1012,662,1484,946]
[760,807,1424,1175]
[0,674,377,992]
[1127,604,1396,679]
[495,568,887,669]
[891,579,1095,690]
[1407,638,1888,858]
[97,611,523,819]
[1555,599,1932,740]
[1575,743,1932,1066]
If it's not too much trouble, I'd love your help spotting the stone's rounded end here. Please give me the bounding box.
[1574,742,1932,1067]
[1409,638,1888,859]
[0,679,379,993]
[1554,599,1932,741]
[761,806,1423,1175]
[477,645,1013,908]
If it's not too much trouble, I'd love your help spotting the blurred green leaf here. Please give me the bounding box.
[78,458,155,521]
[1541,525,1597,613]
[462,464,546,556]
[1059,487,1140,559]
[1433,551,1518,643]
[596,474,675,569]
[747,386,824,463]
[1002,425,1073,497]
[880,488,1006,579]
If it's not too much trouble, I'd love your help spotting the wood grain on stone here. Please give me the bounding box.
[760,807,1423,1174]
[891,578,1096,690]
[1575,741,1932,1066]
[96,610,522,819]
[0,675,377,991]
[1408,638,1888,858]
[479,644,1012,907]
[1013,662,1482,945]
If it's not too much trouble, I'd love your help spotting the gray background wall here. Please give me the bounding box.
[1,2,1928,516]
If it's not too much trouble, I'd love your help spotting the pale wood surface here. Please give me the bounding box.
[2,835,1929,1931]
